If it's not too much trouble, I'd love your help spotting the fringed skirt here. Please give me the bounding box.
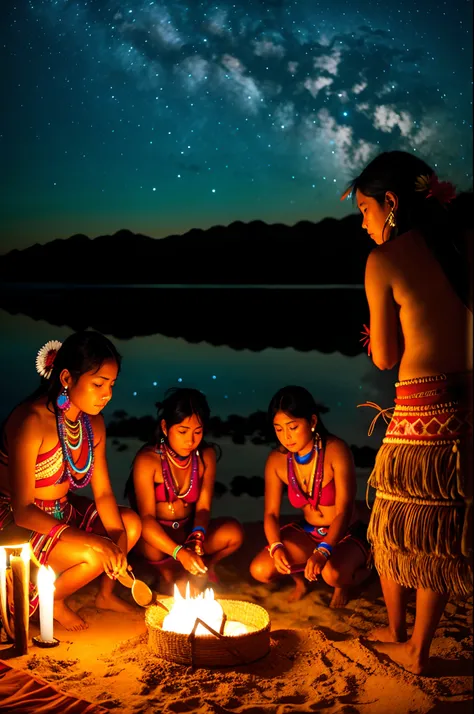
[366,372,472,597]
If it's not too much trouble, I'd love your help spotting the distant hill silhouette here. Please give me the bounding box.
[0,215,370,284]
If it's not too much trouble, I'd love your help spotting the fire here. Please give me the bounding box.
[162,583,251,637]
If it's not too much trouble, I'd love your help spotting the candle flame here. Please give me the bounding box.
[38,565,56,592]
[20,544,31,564]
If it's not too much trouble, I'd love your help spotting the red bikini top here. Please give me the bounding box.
[154,446,202,505]
[0,438,91,489]
[286,444,336,510]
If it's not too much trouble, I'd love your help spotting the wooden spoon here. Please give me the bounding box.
[118,570,169,611]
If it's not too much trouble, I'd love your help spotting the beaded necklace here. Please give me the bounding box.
[56,410,95,489]
[64,415,82,451]
[159,443,198,515]
[294,446,315,465]
[163,442,192,470]
[288,436,324,510]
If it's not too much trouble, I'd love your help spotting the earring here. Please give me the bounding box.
[56,387,70,411]
[385,210,396,229]
[311,427,315,432]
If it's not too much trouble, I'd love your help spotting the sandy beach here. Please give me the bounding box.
[1,521,472,714]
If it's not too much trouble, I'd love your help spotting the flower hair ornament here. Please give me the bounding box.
[35,340,62,379]
[415,173,456,205]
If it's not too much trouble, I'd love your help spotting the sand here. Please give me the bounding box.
[1,522,472,714]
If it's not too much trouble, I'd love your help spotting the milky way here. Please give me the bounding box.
[1,0,472,250]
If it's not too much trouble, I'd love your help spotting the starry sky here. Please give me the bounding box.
[1,0,472,253]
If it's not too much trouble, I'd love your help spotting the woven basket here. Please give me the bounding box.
[145,598,271,667]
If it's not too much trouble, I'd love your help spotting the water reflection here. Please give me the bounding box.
[0,286,397,520]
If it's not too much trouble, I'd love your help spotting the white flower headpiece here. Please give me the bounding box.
[36,340,63,379]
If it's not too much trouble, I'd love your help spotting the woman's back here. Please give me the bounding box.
[380,230,472,380]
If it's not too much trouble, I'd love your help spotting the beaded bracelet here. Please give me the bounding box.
[269,541,284,558]
[172,545,183,560]
[315,547,331,560]
[318,541,333,555]
[191,526,206,535]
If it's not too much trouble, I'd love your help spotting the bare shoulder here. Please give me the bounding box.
[6,398,50,437]
[202,445,217,467]
[266,447,287,472]
[366,244,393,273]
[369,230,424,266]
[325,436,354,464]
[133,445,160,472]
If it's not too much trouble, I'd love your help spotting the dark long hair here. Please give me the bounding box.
[31,331,122,411]
[124,387,219,506]
[0,330,122,450]
[267,385,330,449]
[347,150,472,311]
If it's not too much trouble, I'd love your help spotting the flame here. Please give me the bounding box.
[162,582,225,636]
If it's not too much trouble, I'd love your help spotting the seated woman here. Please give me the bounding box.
[125,387,244,592]
[0,331,142,631]
[250,385,371,608]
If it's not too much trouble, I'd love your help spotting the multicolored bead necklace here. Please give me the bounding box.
[289,435,324,508]
[64,415,82,451]
[159,442,198,515]
[56,410,95,489]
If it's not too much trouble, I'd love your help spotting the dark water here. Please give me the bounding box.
[0,285,396,520]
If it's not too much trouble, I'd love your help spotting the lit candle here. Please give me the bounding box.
[10,544,31,654]
[37,565,55,643]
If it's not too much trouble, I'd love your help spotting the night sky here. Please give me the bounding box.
[1,0,472,252]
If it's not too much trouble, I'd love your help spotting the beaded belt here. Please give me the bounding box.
[34,495,69,520]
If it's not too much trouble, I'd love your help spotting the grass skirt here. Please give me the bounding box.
[365,372,472,597]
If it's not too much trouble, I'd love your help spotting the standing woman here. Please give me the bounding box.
[0,331,142,631]
[250,386,371,608]
[344,151,472,674]
[125,388,244,591]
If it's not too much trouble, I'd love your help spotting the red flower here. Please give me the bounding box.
[45,350,58,369]
[426,174,456,205]
[360,324,371,357]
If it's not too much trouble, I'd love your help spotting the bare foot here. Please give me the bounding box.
[54,600,88,631]
[373,640,427,676]
[366,625,407,643]
[287,579,309,603]
[329,587,351,609]
[95,592,137,614]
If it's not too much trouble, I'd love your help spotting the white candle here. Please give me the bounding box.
[37,565,55,643]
